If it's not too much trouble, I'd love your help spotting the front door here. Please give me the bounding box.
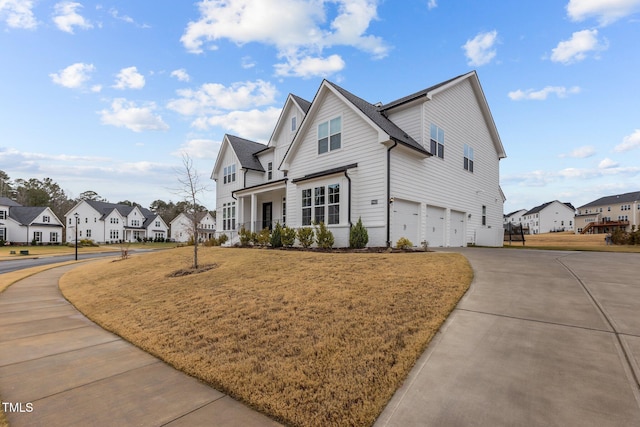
[262,202,273,230]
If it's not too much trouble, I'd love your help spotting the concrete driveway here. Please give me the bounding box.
[376,248,640,427]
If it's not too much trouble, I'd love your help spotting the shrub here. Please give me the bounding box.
[281,225,297,247]
[611,229,628,245]
[204,237,218,247]
[349,217,369,249]
[257,228,271,247]
[395,237,413,249]
[297,227,315,248]
[239,227,252,247]
[270,223,283,248]
[218,233,229,245]
[314,221,334,249]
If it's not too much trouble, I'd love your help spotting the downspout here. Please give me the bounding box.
[344,170,352,228]
[386,140,398,247]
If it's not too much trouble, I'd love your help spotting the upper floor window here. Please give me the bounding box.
[0,210,6,220]
[430,124,444,159]
[267,162,273,180]
[291,116,297,132]
[223,164,236,184]
[464,144,474,172]
[43,215,50,223]
[482,205,487,226]
[318,117,341,154]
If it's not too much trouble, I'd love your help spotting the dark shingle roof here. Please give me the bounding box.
[0,197,22,207]
[379,73,468,111]
[9,206,47,225]
[291,94,312,113]
[227,135,267,172]
[85,200,155,221]
[325,81,429,155]
[525,201,575,216]
[579,191,640,209]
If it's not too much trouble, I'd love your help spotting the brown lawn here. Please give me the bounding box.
[59,247,472,427]
[506,231,640,252]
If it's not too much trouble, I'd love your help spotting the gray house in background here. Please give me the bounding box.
[0,197,64,244]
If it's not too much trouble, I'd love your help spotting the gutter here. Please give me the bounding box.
[344,170,352,228]
[386,140,398,247]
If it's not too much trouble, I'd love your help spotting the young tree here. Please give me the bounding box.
[174,154,208,269]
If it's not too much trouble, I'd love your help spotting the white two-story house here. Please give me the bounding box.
[0,197,64,244]
[212,71,506,247]
[521,200,575,234]
[170,211,216,243]
[65,200,169,243]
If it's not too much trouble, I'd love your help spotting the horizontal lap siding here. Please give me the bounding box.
[388,80,502,246]
[287,91,387,232]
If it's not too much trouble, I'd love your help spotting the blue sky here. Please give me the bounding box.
[1,0,639,214]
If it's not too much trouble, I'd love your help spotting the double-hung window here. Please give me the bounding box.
[314,187,325,224]
[302,189,312,226]
[223,164,236,184]
[222,202,236,230]
[318,117,342,154]
[267,162,273,180]
[302,184,340,226]
[328,184,340,225]
[430,124,445,159]
[464,144,474,172]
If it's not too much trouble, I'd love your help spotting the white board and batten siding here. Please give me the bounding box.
[387,78,503,247]
[286,90,388,246]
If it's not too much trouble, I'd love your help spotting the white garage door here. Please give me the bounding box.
[392,199,420,246]
[426,206,445,247]
[450,210,465,247]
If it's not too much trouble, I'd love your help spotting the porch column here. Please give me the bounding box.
[250,193,257,233]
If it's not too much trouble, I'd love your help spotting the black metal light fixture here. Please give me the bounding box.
[74,212,79,261]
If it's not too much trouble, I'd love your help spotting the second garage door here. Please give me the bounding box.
[426,206,445,247]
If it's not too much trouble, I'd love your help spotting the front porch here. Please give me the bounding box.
[234,179,287,234]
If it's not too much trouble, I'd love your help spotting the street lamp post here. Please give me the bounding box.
[74,213,79,261]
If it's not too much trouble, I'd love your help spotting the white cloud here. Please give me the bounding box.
[427,0,437,10]
[274,54,346,78]
[566,0,640,26]
[614,129,640,152]
[167,80,277,116]
[180,0,389,78]
[49,62,95,89]
[99,98,169,132]
[172,139,221,159]
[559,145,596,158]
[0,0,37,29]
[598,158,619,169]
[193,107,282,142]
[462,30,498,66]
[550,29,607,64]
[508,85,581,101]
[113,66,145,90]
[170,69,191,82]
[241,56,256,69]
[53,1,92,34]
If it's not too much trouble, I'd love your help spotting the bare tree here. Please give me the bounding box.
[174,154,208,269]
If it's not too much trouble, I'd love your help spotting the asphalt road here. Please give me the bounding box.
[0,251,149,275]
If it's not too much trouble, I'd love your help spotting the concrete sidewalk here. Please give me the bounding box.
[0,265,281,427]
[376,248,640,427]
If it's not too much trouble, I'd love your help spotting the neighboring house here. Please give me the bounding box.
[65,200,169,243]
[0,197,64,244]
[211,71,506,247]
[575,191,640,234]
[170,211,216,242]
[521,201,575,234]
[504,209,528,227]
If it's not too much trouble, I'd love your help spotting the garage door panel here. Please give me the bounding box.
[450,210,465,247]
[392,200,420,246]
[426,206,445,247]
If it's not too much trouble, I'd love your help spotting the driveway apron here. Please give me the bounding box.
[0,264,281,427]
[376,248,640,427]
